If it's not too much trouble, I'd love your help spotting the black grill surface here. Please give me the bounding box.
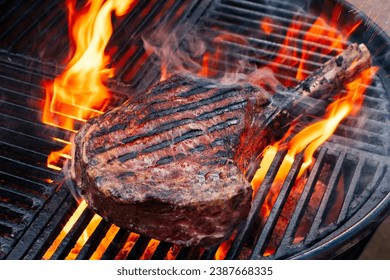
[0,0,389,260]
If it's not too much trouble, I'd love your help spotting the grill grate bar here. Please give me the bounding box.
[4,185,71,260]
[305,151,347,244]
[0,181,46,206]
[0,128,67,158]
[345,163,388,216]
[175,247,193,260]
[0,141,54,160]
[0,1,22,22]
[0,142,58,170]
[200,245,219,260]
[337,158,366,224]
[226,151,286,259]
[110,0,169,64]
[0,202,33,219]
[101,229,131,260]
[125,235,151,260]
[198,41,318,74]
[0,217,25,231]
[7,2,59,52]
[0,1,41,43]
[214,2,350,43]
[21,11,66,56]
[49,208,94,260]
[250,154,304,259]
[0,110,75,139]
[340,116,390,134]
[215,2,304,29]
[336,121,389,140]
[328,134,389,156]
[114,0,203,85]
[0,155,58,179]
[274,147,328,258]
[0,113,56,135]
[75,219,112,260]
[150,242,174,260]
[223,0,317,20]
[0,159,54,189]
[1,0,389,261]
[202,15,345,56]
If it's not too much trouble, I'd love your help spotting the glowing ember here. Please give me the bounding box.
[42,200,88,260]
[66,214,103,260]
[140,239,160,260]
[214,231,236,260]
[90,224,121,260]
[165,245,181,260]
[115,233,139,259]
[260,18,274,35]
[42,0,134,170]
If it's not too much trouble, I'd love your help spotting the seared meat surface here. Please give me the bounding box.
[70,43,371,247]
[71,74,285,247]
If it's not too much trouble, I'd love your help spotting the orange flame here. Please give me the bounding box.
[115,233,140,259]
[269,6,361,86]
[252,67,378,224]
[296,6,362,81]
[288,66,377,180]
[165,245,181,260]
[41,0,135,260]
[42,0,134,170]
[249,66,377,257]
[260,18,274,35]
[42,200,89,260]
[214,231,236,260]
[140,239,160,260]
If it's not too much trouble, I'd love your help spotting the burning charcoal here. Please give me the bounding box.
[70,43,372,247]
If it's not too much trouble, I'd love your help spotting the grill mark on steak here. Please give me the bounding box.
[189,144,206,153]
[108,119,240,165]
[121,118,195,144]
[89,83,250,147]
[207,118,240,133]
[117,151,139,163]
[138,86,246,122]
[92,97,249,155]
[178,83,216,98]
[147,74,193,97]
[196,101,247,120]
[116,126,232,165]
[142,128,205,154]
[155,156,174,165]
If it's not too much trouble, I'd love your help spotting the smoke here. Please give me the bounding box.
[142,24,282,92]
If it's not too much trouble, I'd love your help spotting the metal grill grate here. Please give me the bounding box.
[0,0,389,260]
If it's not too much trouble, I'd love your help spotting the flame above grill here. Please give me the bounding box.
[42,0,135,170]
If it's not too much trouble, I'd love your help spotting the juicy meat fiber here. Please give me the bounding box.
[71,74,286,247]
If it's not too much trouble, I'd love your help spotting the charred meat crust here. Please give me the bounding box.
[72,74,272,247]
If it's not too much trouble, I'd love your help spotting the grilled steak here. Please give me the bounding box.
[70,43,371,247]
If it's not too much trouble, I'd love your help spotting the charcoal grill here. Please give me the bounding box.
[0,0,389,260]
